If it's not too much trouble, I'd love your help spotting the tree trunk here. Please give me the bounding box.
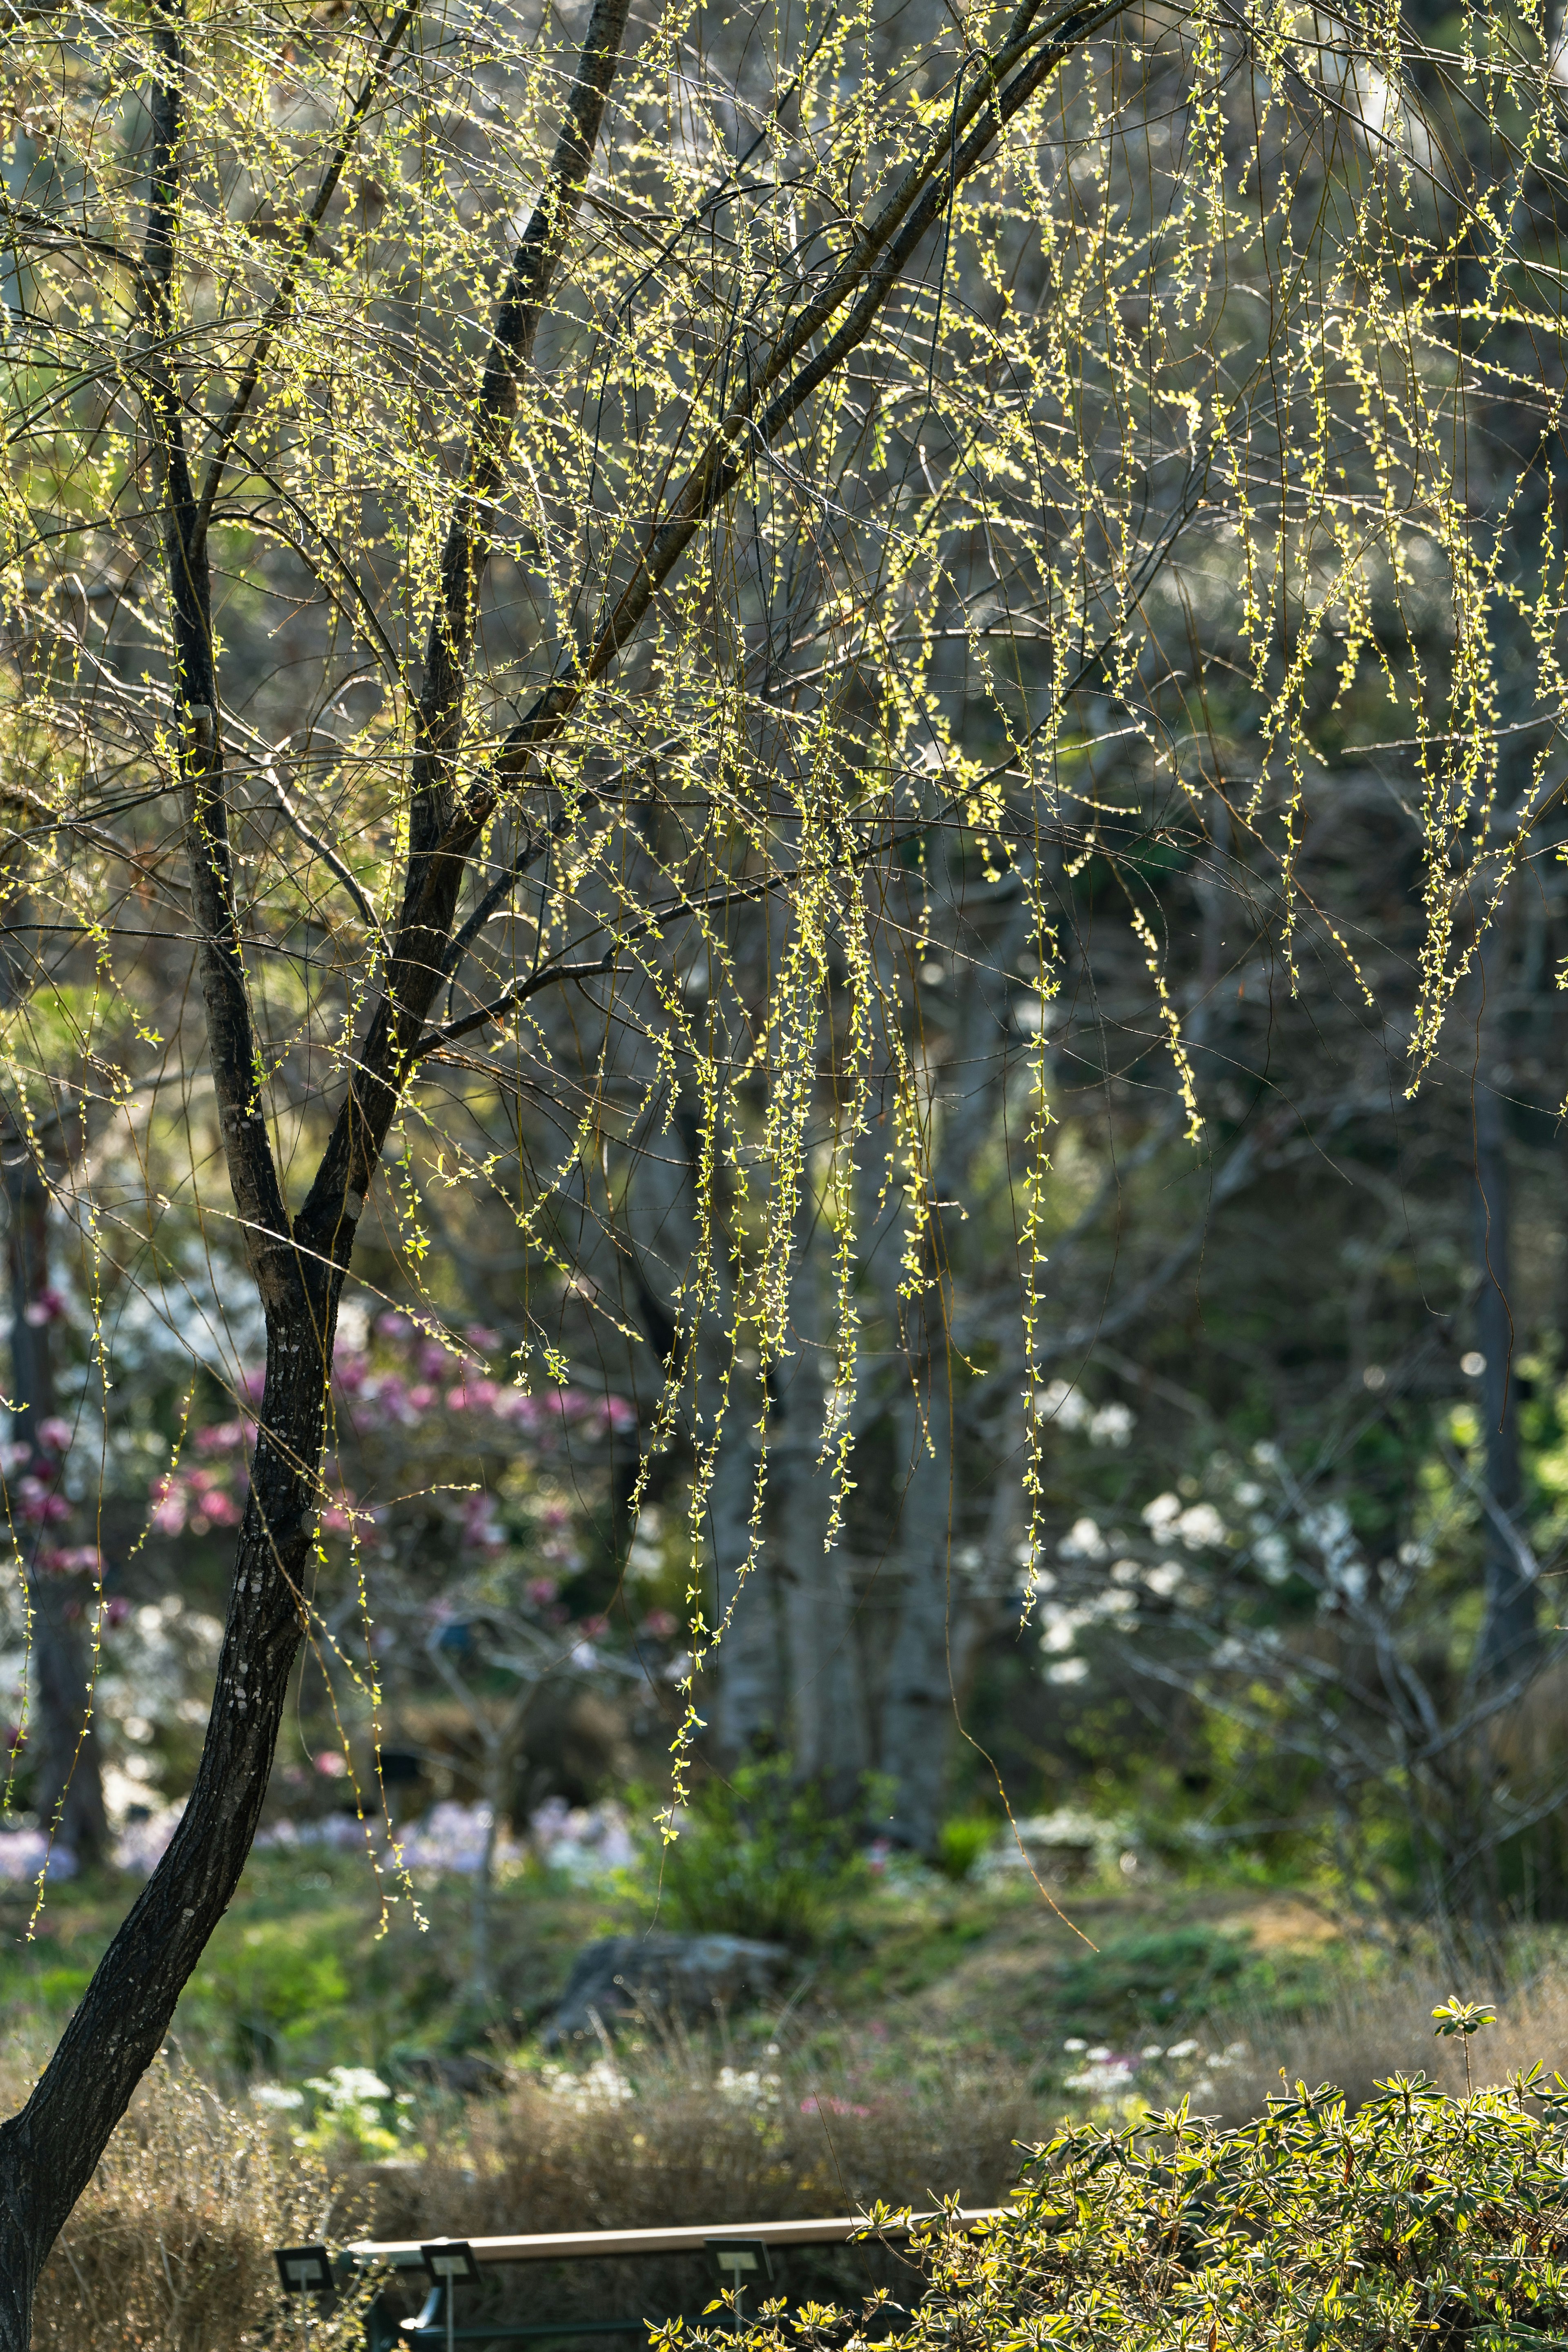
[876,1351,962,1853]
[0,1268,341,2335]
[2,1143,108,1866]
[710,1413,785,1760]
[774,1240,868,1803]
[0,0,635,2317]
[1472,973,1536,1686]
[777,1460,869,1804]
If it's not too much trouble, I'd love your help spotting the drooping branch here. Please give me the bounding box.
[136,0,296,1312]
[407,0,637,882]
[480,0,1136,787]
[191,5,419,548]
[294,0,638,1261]
[308,0,1133,1204]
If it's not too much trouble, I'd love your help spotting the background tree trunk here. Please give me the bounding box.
[1472,948,1537,1686]
[2,1143,108,1865]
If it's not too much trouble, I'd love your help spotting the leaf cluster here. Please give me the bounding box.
[690,2074,1568,2352]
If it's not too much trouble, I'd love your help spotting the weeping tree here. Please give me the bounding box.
[0,0,1564,2320]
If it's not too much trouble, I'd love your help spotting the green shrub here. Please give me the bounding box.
[1055,1927,1247,2031]
[935,1816,996,1881]
[685,2072,1568,2352]
[184,1914,353,2071]
[646,1757,864,1946]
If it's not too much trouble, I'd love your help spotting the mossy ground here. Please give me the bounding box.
[0,1845,1393,2100]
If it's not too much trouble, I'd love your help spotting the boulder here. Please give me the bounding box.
[404,2051,510,2097]
[544,1932,789,2046]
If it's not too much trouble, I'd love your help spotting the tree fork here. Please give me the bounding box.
[0,0,638,2330]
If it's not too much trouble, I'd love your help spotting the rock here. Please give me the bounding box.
[404,2052,509,2097]
[544,1933,789,2046]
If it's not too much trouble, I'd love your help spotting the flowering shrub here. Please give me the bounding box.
[537,2056,637,2111]
[529,1796,636,1884]
[254,1813,371,1857]
[1057,2034,1251,2115]
[145,1312,631,1557]
[247,2067,418,2160]
[0,1287,639,1843]
[297,2065,417,2159]
[393,1800,521,1875]
[0,1827,76,1882]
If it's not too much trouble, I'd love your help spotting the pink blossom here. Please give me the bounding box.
[526,1577,559,1606]
[314,1750,349,1778]
[798,2094,871,2118]
[496,1390,541,1432]
[335,1353,367,1394]
[17,1482,70,1526]
[417,1342,449,1379]
[586,1394,637,1434]
[640,1608,677,1639]
[22,1287,66,1328]
[42,1545,101,1575]
[407,1383,437,1412]
[376,1312,412,1343]
[37,1417,74,1454]
[240,1368,266,1404]
[105,1596,130,1627]
[460,1496,504,1554]
[466,1324,501,1355]
[201,1491,241,1528]
[150,1492,186,1535]
[579,1614,608,1637]
[365,1374,413,1423]
[195,1420,246,1454]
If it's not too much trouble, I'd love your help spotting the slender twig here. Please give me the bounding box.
[192,7,419,547]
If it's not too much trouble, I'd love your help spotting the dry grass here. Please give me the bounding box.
[1195,1955,1568,2122]
[3,2032,1039,2348]
[19,1960,1568,2348]
[378,2036,1040,2236]
[358,2036,1045,2332]
[24,2060,373,2351]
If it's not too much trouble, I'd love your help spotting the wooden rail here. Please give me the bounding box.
[347,2208,1007,2274]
